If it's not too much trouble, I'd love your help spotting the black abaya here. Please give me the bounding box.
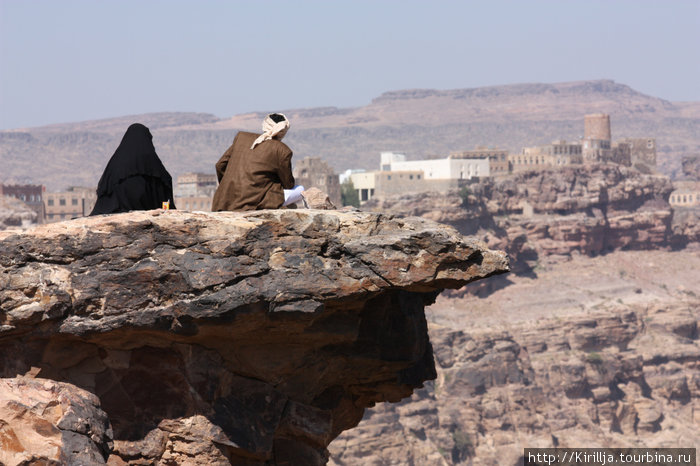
[90,123,176,215]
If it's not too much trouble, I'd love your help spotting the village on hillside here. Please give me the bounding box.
[1,113,698,226]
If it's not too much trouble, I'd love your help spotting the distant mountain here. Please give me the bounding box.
[1,80,698,191]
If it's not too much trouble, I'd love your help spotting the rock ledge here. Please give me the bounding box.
[0,209,507,464]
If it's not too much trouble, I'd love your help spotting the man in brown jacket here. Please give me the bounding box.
[212,113,297,211]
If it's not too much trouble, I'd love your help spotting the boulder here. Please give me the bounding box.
[0,376,112,465]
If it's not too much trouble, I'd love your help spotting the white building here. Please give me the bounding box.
[347,152,490,204]
[380,151,490,180]
[670,181,700,207]
[349,171,377,203]
[339,168,366,184]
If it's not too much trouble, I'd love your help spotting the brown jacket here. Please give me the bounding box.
[211,132,295,211]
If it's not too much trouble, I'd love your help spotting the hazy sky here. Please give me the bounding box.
[1,0,698,130]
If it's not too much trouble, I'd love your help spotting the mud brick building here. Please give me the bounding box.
[0,183,45,223]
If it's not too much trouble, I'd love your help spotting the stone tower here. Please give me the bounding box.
[583,113,612,163]
[584,113,611,141]
[293,157,342,207]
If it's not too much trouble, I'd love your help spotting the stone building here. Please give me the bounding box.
[349,171,377,203]
[0,183,45,223]
[450,147,509,176]
[581,114,654,168]
[44,187,96,222]
[510,114,654,172]
[174,172,217,211]
[175,173,217,197]
[350,170,427,204]
[176,194,214,212]
[510,113,617,169]
[609,141,632,166]
[584,113,611,141]
[620,137,657,172]
[510,140,583,172]
[581,113,632,166]
[293,157,341,207]
[582,113,613,163]
[669,181,700,207]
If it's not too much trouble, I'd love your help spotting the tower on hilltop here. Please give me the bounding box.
[583,113,614,163]
[584,113,611,141]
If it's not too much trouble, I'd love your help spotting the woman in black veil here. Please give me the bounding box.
[90,123,176,215]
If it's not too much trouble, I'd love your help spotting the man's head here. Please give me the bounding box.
[251,113,290,149]
[263,113,289,140]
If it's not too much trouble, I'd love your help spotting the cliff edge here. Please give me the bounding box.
[0,209,508,465]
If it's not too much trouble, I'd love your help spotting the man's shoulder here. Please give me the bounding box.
[231,132,260,151]
[266,139,292,155]
[235,132,291,155]
[236,131,259,142]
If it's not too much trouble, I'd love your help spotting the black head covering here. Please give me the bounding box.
[269,113,286,123]
[95,123,173,196]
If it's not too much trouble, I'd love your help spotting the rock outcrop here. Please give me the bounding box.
[672,207,700,246]
[0,209,508,465]
[0,376,113,464]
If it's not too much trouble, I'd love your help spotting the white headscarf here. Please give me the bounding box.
[250,113,290,149]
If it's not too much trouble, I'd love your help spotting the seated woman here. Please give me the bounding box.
[212,113,303,211]
[90,123,176,215]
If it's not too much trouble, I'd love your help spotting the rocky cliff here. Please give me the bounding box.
[672,208,700,246]
[326,166,700,464]
[365,164,678,278]
[0,209,508,465]
[329,249,700,465]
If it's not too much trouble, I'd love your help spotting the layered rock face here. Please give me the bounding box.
[0,209,507,465]
[331,302,700,465]
[672,208,700,246]
[330,165,699,465]
[365,165,676,275]
[330,250,700,465]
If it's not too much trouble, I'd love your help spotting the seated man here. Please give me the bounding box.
[212,113,302,211]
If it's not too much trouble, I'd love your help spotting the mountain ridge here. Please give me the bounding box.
[1,79,698,191]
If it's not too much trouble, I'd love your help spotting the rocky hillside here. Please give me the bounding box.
[330,249,700,465]
[2,80,698,191]
[0,209,507,465]
[364,164,679,279]
[681,156,700,180]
